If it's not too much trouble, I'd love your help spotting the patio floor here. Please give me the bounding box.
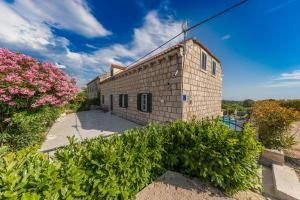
[40,110,140,152]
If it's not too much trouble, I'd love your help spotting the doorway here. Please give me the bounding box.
[110,95,113,111]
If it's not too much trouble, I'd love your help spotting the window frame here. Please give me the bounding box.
[122,95,126,107]
[212,60,217,76]
[141,93,148,112]
[201,51,207,71]
[119,94,128,108]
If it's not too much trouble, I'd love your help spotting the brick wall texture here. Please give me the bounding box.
[90,39,222,125]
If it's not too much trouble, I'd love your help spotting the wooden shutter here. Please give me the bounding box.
[137,93,141,111]
[147,93,152,113]
[125,94,128,108]
[119,94,122,107]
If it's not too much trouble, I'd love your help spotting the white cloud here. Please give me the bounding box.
[0,1,54,51]
[221,34,231,40]
[55,63,67,69]
[263,69,300,88]
[11,0,111,37]
[52,11,182,85]
[265,0,296,15]
[263,81,300,88]
[0,0,182,87]
[275,70,300,80]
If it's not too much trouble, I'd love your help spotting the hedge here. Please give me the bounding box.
[252,100,300,150]
[0,120,262,199]
[0,106,63,151]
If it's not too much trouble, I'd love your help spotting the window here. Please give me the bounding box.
[201,51,207,71]
[137,93,152,112]
[141,94,147,112]
[102,95,105,104]
[119,94,128,108]
[212,61,216,76]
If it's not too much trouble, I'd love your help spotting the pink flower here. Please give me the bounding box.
[0,95,12,102]
[0,48,79,109]
[19,88,34,96]
[8,101,16,106]
[8,87,19,95]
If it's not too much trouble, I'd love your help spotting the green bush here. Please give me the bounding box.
[67,90,101,112]
[0,107,62,151]
[0,120,262,199]
[279,99,300,111]
[252,100,300,150]
[163,120,262,194]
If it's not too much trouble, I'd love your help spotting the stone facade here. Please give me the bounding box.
[92,39,222,125]
[87,72,110,99]
[86,77,99,99]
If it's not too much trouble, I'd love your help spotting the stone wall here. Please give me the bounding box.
[87,79,98,99]
[181,40,222,121]
[99,49,183,125]
[97,39,222,125]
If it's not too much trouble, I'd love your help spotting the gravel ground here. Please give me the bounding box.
[136,171,266,200]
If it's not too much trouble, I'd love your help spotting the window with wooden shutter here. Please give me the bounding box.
[119,94,128,108]
[147,93,152,113]
[201,51,207,71]
[119,94,122,107]
[124,94,128,108]
[212,61,216,76]
[137,93,141,111]
[137,93,152,113]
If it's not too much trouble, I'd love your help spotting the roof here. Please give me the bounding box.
[86,76,100,85]
[111,63,127,70]
[88,38,221,85]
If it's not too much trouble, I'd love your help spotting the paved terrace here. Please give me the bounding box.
[40,110,140,152]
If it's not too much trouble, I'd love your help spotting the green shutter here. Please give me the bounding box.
[147,93,152,113]
[125,94,128,108]
[137,93,141,111]
[119,94,122,107]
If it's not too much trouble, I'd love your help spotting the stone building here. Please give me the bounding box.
[86,72,110,99]
[88,39,222,125]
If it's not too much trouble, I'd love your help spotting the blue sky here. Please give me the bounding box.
[0,0,299,100]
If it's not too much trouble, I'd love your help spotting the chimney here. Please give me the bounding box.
[110,63,127,76]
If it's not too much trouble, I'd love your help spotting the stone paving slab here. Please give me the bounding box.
[40,110,140,151]
[272,164,300,200]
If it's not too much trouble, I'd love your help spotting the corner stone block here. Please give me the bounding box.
[260,149,285,167]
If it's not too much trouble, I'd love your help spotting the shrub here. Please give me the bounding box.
[279,99,300,111]
[67,90,101,112]
[163,120,262,194]
[68,90,90,112]
[0,120,262,199]
[0,107,63,151]
[0,48,78,124]
[252,100,300,150]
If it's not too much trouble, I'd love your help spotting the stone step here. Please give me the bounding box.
[262,167,277,199]
[272,164,300,200]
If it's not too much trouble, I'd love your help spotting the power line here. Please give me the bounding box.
[126,0,249,67]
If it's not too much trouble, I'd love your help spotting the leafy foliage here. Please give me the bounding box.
[67,90,90,112]
[0,120,262,199]
[67,90,100,112]
[163,120,262,194]
[279,99,300,112]
[252,100,300,150]
[222,100,253,117]
[0,48,78,125]
[0,107,63,151]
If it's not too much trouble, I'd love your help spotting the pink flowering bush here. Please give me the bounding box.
[0,48,78,121]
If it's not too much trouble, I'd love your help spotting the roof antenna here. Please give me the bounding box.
[174,21,188,78]
[181,21,188,42]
